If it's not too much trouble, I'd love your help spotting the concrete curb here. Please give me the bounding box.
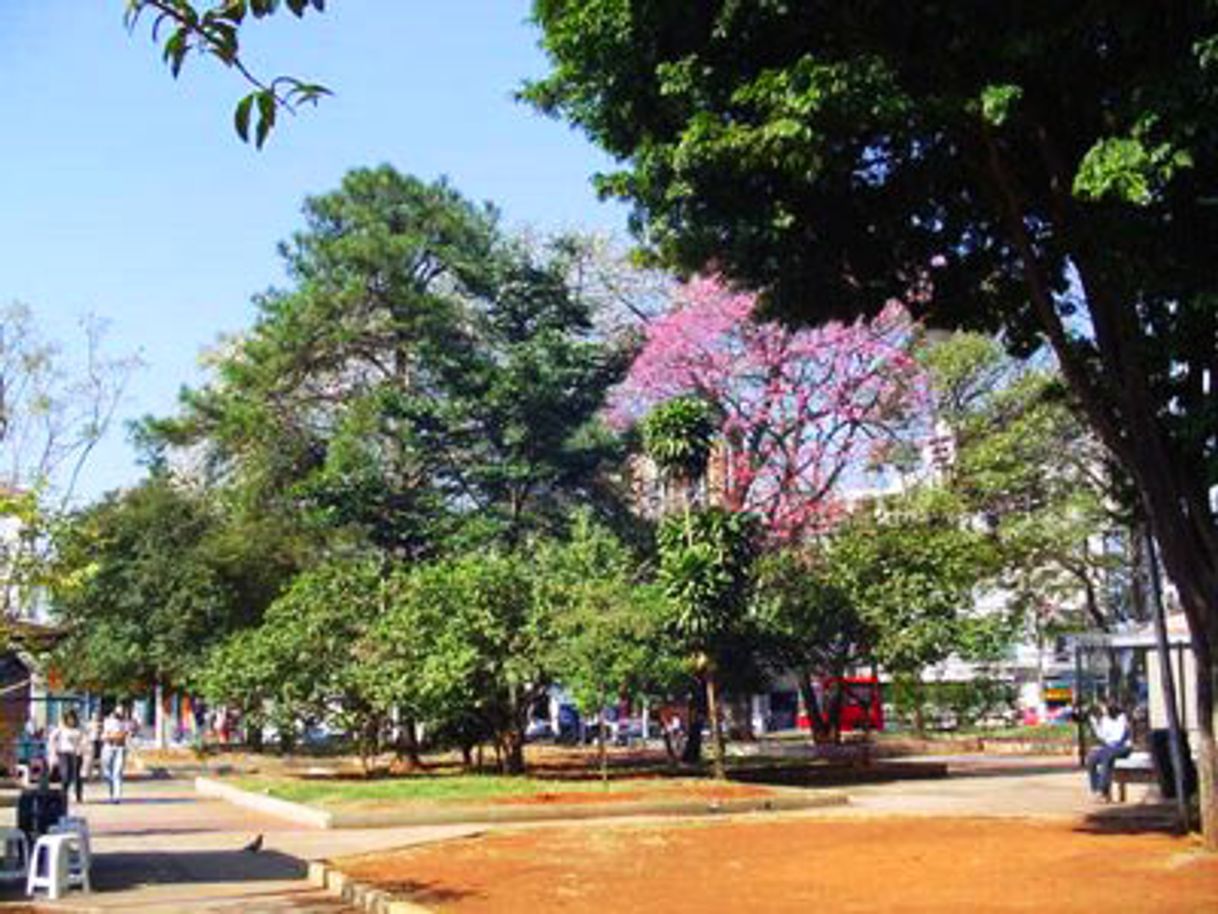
[195,776,848,829]
[309,859,434,914]
[195,775,334,828]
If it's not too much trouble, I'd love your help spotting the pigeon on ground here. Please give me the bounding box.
[241,834,264,853]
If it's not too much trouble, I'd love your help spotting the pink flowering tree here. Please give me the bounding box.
[608,276,926,540]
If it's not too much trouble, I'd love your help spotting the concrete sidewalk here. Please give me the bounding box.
[1,778,477,913]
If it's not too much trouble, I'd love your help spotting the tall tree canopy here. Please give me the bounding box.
[527,1,1218,842]
[923,333,1125,635]
[154,166,630,557]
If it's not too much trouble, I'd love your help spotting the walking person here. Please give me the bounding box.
[100,706,131,803]
[1086,702,1132,800]
[49,709,86,809]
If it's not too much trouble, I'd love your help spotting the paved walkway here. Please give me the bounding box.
[0,777,478,913]
[0,755,1169,912]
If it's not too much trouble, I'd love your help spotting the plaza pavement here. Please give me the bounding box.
[0,755,1170,913]
[0,776,478,913]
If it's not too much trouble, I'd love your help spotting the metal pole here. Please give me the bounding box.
[1074,644,1087,769]
[1145,531,1190,831]
[1177,645,1187,730]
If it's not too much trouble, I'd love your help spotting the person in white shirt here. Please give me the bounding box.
[101,707,132,803]
[49,708,86,807]
[1086,702,1131,799]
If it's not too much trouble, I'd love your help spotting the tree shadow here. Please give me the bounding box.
[938,761,1079,779]
[1074,800,1189,837]
[729,760,948,788]
[89,849,306,891]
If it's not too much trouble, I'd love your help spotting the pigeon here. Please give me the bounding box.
[241,834,264,853]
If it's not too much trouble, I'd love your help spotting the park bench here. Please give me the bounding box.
[1109,752,1155,802]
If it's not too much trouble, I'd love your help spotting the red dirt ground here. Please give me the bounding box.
[341,816,1218,913]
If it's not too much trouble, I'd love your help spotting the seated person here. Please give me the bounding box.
[1086,702,1131,800]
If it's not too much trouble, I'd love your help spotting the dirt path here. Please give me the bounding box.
[337,759,1216,913]
[342,815,1218,913]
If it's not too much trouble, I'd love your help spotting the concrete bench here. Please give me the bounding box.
[1110,752,1155,802]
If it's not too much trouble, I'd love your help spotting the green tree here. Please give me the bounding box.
[639,396,716,509]
[153,166,629,559]
[821,491,1002,733]
[657,506,760,779]
[370,551,553,775]
[527,3,1218,841]
[539,512,673,778]
[924,333,1125,628]
[753,548,870,743]
[198,559,384,760]
[50,474,302,697]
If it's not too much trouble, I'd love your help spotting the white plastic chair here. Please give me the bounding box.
[51,815,92,863]
[26,832,90,899]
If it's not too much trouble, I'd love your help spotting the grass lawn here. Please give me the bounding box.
[231,772,766,809]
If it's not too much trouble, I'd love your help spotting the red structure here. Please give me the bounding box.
[796,676,884,733]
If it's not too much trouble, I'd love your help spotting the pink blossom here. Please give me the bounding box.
[608,275,927,540]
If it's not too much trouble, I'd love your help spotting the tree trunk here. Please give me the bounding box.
[660,717,679,766]
[1197,639,1218,848]
[358,713,381,774]
[502,728,526,775]
[395,716,424,770]
[798,675,830,742]
[597,686,609,785]
[985,135,1218,844]
[681,691,705,765]
[827,680,845,744]
[154,682,168,751]
[706,670,726,780]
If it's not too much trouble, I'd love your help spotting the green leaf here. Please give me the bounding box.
[979,84,1022,127]
[1073,137,1153,205]
[234,93,254,142]
[254,91,276,148]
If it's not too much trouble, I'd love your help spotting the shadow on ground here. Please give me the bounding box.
[939,761,1077,779]
[729,760,948,787]
[1075,801,1190,837]
[89,849,306,891]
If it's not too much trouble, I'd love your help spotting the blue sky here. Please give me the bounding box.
[0,1,627,502]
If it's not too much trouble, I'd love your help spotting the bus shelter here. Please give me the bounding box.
[1070,619,1196,764]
